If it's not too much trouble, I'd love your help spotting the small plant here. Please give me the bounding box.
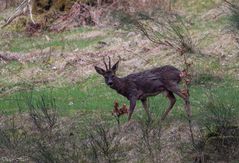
[87,121,121,163]
[192,73,222,86]
[17,91,67,162]
[0,115,28,161]
[197,89,239,162]
[202,91,238,131]
[112,100,128,129]
[25,92,58,133]
[136,117,162,163]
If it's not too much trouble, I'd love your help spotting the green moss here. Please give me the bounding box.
[0,16,4,21]
[7,17,28,32]
[52,0,77,11]
[32,0,101,14]
[32,0,78,13]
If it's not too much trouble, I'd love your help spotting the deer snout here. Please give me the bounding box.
[107,80,113,86]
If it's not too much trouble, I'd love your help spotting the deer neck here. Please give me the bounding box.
[111,77,127,96]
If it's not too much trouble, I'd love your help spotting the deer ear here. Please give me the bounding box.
[95,66,105,75]
[112,61,119,72]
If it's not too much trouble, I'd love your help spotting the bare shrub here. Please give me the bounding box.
[26,93,58,133]
[0,115,29,161]
[195,89,239,162]
[15,91,84,162]
[137,119,162,163]
[86,121,122,163]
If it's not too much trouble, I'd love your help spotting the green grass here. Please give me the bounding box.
[176,0,222,14]
[191,15,230,30]
[0,16,4,21]
[3,61,23,72]
[1,74,238,121]
[9,35,104,52]
[0,76,126,115]
[0,27,104,52]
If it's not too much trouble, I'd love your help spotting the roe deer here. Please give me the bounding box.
[95,57,191,121]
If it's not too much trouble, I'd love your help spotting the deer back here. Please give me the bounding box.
[120,65,181,99]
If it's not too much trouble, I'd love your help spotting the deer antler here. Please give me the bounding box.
[102,56,121,71]
[103,57,108,70]
[118,56,121,62]
[108,56,111,69]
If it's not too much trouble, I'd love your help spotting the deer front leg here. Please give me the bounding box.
[141,98,151,122]
[128,97,137,121]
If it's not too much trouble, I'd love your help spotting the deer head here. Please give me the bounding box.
[94,57,120,88]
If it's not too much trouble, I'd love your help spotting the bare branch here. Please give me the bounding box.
[1,0,35,29]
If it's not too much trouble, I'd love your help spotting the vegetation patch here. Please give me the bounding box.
[0,0,239,162]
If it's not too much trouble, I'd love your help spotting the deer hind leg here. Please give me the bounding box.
[166,83,192,118]
[128,98,137,121]
[141,98,151,121]
[161,91,176,121]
